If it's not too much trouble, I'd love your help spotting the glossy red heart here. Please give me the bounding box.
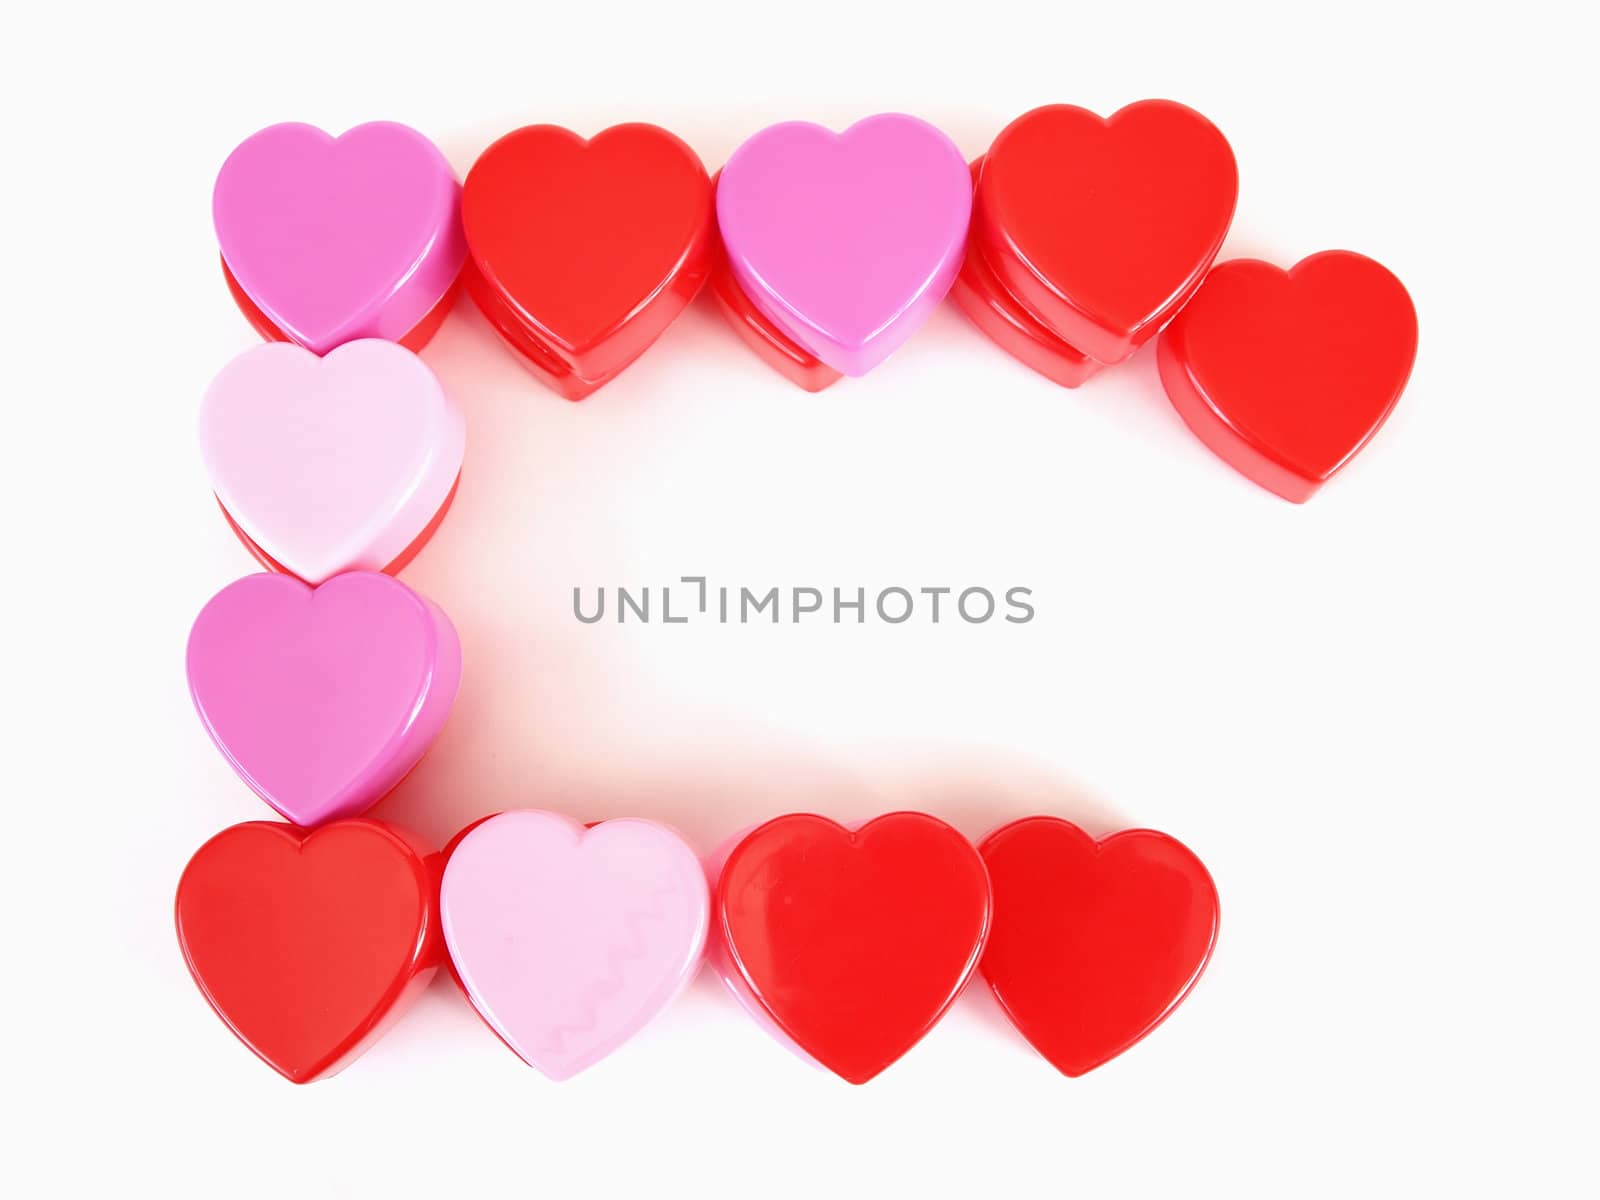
[979,817,1218,1077]
[715,812,991,1084]
[1158,251,1417,502]
[462,124,713,393]
[175,819,441,1083]
[975,100,1237,364]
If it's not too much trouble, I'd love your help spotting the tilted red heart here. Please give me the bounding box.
[979,817,1218,1076]
[462,124,713,390]
[715,812,991,1084]
[1158,251,1418,502]
[175,819,441,1083]
[975,100,1237,364]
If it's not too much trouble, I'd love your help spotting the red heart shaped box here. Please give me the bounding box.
[1157,250,1418,502]
[462,124,714,398]
[975,100,1238,366]
[978,817,1218,1076]
[714,812,991,1084]
[174,819,442,1083]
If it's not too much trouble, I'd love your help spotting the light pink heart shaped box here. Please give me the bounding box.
[187,572,461,827]
[213,122,466,353]
[200,340,465,584]
[442,810,709,1080]
[716,113,972,376]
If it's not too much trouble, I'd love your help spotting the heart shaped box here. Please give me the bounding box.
[213,122,466,354]
[200,340,465,584]
[964,101,1237,378]
[186,572,461,827]
[440,810,708,1080]
[462,124,715,400]
[711,812,991,1084]
[1158,251,1418,502]
[715,114,972,378]
[175,818,442,1083]
[978,817,1218,1076]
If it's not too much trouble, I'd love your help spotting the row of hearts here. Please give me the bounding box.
[177,809,1219,1086]
[214,103,1419,503]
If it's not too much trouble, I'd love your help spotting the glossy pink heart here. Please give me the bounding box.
[441,810,709,1080]
[716,114,972,375]
[213,122,466,353]
[186,572,461,827]
[200,340,465,585]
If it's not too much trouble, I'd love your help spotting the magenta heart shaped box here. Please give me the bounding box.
[213,122,467,352]
[186,572,461,827]
[716,113,972,375]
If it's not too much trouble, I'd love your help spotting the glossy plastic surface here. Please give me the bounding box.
[950,158,1103,389]
[1159,251,1417,502]
[714,812,992,1084]
[701,824,824,1069]
[975,101,1237,365]
[462,261,628,401]
[978,817,1218,1077]
[175,818,442,1083]
[441,810,708,1080]
[200,341,465,584]
[221,256,459,354]
[706,172,841,392]
[213,122,466,354]
[716,115,971,376]
[462,124,713,392]
[186,572,461,827]
[709,252,840,391]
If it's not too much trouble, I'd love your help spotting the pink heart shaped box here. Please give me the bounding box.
[716,114,972,376]
[441,810,709,1080]
[200,340,465,585]
[186,572,461,827]
[213,122,466,353]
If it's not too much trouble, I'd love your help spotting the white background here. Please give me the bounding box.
[7,1,1596,1195]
